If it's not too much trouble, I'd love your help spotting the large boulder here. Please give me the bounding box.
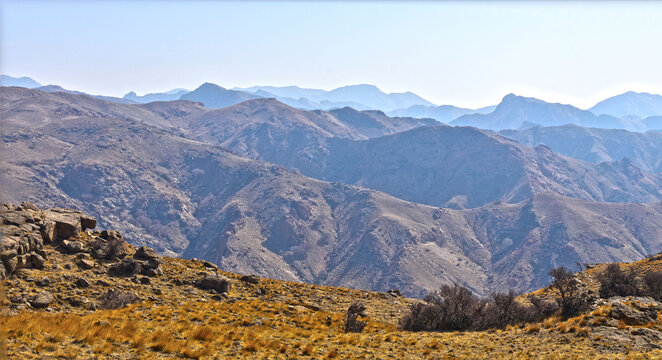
[30,292,54,309]
[89,231,130,260]
[1,211,32,226]
[1,250,18,274]
[40,221,57,243]
[80,215,97,230]
[18,202,40,212]
[610,301,659,325]
[62,240,85,254]
[198,274,232,294]
[108,258,143,277]
[44,210,83,241]
[30,253,46,270]
[134,246,158,260]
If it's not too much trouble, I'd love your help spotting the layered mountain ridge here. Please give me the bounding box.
[4,85,662,297]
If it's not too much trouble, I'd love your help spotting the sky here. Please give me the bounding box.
[1,1,662,109]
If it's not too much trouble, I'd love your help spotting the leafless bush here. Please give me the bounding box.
[528,295,560,320]
[400,283,485,332]
[643,272,662,301]
[597,264,640,298]
[344,302,367,333]
[548,266,591,318]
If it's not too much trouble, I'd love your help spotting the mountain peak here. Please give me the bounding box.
[196,82,227,91]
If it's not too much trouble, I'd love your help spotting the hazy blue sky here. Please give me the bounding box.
[2,1,661,108]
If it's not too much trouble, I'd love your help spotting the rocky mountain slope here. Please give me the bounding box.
[130,92,662,210]
[501,125,662,173]
[2,203,662,359]
[4,86,662,297]
[226,123,662,209]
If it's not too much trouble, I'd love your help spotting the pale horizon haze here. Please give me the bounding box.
[1,1,662,109]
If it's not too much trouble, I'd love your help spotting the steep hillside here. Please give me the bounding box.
[4,87,662,297]
[452,94,639,131]
[243,124,662,209]
[501,125,662,173]
[2,203,662,359]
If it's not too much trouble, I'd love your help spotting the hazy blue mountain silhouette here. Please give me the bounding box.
[451,94,637,131]
[36,84,137,104]
[589,91,662,118]
[0,75,41,88]
[180,82,261,108]
[236,84,433,111]
[123,88,189,103]
[388,104,495,123]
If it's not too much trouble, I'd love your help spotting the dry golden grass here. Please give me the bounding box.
[3,240,662,359]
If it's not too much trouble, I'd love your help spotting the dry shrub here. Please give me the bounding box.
[597,264,640,298]
[344,302,367,333]
[524,323,541,333]
[190,326,215,341]
[643,272,662,301]
[400,284,557,332]
[548,267,592,318]
[324,348,340,359]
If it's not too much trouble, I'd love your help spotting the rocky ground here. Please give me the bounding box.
[2,203,662,359]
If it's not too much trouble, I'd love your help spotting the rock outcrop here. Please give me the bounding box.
[0,202,96,279]
[0,203,163,283]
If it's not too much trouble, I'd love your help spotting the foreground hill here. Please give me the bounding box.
[501,125,662,173]
[2,203,662,359]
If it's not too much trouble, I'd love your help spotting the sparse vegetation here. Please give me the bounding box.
[344,302,367,333]
[548,266,592,318]
[644,271,662,301]
[597,264,640,298]
[4,212,662,359]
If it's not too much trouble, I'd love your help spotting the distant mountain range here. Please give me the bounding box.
[235,84,434,112]
[5,75,662,127]
[452,94,660,132]
[387,104,496,123]
[589,91,662,118]
[4,86,662,297]
[123,88,189,103]
[0,75,42,88]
